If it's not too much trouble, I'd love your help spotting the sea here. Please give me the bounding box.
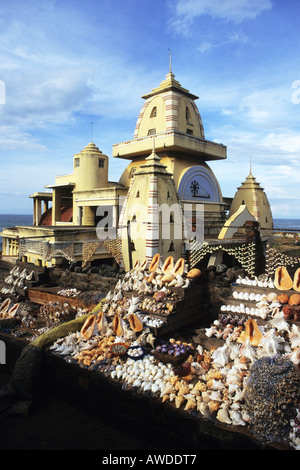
[0,215,300,251]
[0,214,32,251]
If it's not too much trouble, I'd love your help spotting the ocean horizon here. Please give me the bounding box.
[0,214,300,251]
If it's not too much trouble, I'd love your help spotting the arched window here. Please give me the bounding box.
[150,107,157,118]
[186,107,191,122]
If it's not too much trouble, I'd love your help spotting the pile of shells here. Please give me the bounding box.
[57,288,81,298]
[39,300,89,327]
[244,356,300,445]
[2,266,35,294]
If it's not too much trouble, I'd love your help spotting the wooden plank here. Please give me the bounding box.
[27,288,93,309]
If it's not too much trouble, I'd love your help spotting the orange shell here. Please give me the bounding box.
[128,313,143,332]
[174,258,185,276]
[149,253,160,272]
[237,318,263,346]
[80,314,96,340]
[187,268,201,278]
[140,259,148,271]
[293,268,300,292]
[277,294,289,304]
[162,256,174,274]
[288,294,300,306]
[274,266,293,291]
[113,313,124,337]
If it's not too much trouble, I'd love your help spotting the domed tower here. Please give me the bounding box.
[113,66,227,235]
[73,142,109,226]
[119,144,182,271]
[229,168,273,237]
[73,142,108,192]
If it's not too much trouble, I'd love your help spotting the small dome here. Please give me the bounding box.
[229,170,273,236]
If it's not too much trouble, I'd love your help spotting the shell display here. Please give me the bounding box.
[42,258,300,450]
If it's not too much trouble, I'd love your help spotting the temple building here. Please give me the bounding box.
[224,168,273,238]
[114,68,228,235]
[0,66,272,270]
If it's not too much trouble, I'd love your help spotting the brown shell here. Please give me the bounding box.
[149,253,160,272]
[162,256,174,274]
[237,318,263,346]
[187,268,201,278]
[288,294,300,306]
[8,303,20,317]
[96,311,105,330]
[174,258,185,276]
[112,313,124,337]
[0,298,13,313]
[277,294,289,304]
[274,266,293,291]
[140,259,148,271]
[128,313,143,332]
[80,314,96,340]
[293,267,300,292]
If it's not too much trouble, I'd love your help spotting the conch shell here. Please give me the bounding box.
[274,266,293,291]
[128,313,143,332]
[113,313,124,337]
[237,318,263,346]
[149,253,160,272]
[162,256,174,274]
[80,314,96,340]
[173,258,185,276]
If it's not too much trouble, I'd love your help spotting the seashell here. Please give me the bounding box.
[173,258,185,276]
[208,400,221,413]
[187,268,201,279]
[289,324,300,349]
[270,311,290,332]
[128,313,143,332]
[133,379,142,388]
[205,326,217,338]
[162,256,174,273]
[289,294,300,306]
[212,344,230,367]
[175,395,186,409]
[208,390,223,402]
[111,370,117,380]
[207,379,225,391]
[229,410,246,426]
[274,266,293,291]
[236,318,263,346]
[151,383,160,394]
[7,303,21,318]
[197,400,211,417]
[258,328,285,356]
[149,253,160,272]
[112,313,124,337]
[80,314,97,340]
[216,407,232,424]
[174,275,185,287]
[26,270,35,281]
[161,272,175,283]
[277,293,289,304]
[184,398,196,411]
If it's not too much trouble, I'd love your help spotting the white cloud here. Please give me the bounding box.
[170,0,273,34]
[197,30,249,53]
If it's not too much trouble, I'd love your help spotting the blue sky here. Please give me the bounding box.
[0,0,300,219]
